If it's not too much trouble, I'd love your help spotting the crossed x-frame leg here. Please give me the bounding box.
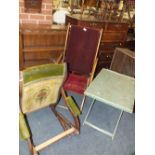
[83,98,123,140]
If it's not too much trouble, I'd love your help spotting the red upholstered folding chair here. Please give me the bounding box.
[58,24,103,112]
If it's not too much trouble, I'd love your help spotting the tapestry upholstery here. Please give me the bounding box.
[20,63,66,113]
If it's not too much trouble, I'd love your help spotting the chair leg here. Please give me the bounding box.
[33,148,39,155]
[72,114,80,134]
[56,88,69,110]
[50,104,80,134]
[51,104,68,130]
[54,110,73,127]
[60,88,68,106]
[27,138,33,155]
[27,138,39,155]
[61,88,85,114]
[80,95,86,113]
[26,104,79,155]
[21,113,38,155]
[61,88,80,133]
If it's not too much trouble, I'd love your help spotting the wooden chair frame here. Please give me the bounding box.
[19,64,80,155]
[57,24,102,112]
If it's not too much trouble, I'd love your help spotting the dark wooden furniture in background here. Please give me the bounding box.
[65,14,129,73]
[19,15,134,73]
[111,47,135,77]
[124,27,135,51]
[19,24,66,70]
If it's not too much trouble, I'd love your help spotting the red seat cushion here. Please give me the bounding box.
[63,73,88,94]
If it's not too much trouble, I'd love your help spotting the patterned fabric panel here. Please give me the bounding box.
[22,77,64,113]
[21,63,66,114]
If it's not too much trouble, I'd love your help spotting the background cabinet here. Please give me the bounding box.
[20,17,134,74]
[19,24,66,70]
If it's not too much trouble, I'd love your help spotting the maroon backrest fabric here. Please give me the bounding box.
[64,25,102,76]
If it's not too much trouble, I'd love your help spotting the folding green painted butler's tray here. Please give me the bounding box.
[83,69,135,140]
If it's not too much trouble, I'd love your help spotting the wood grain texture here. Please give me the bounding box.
[19,24,67,70]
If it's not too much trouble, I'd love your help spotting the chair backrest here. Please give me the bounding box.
[20,63,66,114]
[110,48,135,77]
[63,24,102,76]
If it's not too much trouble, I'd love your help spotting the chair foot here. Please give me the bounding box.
[32,147,39,155]
[74,128,80,135]
[33,152,39,155]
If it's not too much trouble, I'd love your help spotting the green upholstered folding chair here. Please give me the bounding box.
[19,63,80,155]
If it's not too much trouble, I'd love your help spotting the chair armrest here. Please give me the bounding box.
[19,113,30,141]
[66,96,80,116]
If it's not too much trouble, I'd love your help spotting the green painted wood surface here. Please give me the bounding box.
[85,69,135,113]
